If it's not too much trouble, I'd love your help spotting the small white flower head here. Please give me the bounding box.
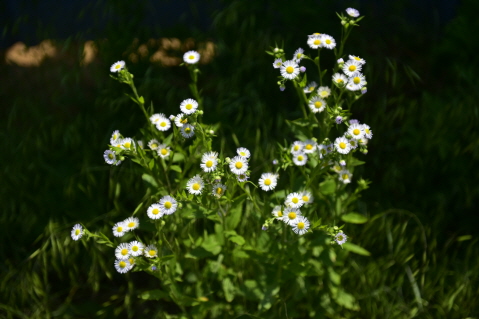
[349,55,366,65]
[237,173,249,182]
[308,96,326,113]
[187,175,204,195]
[157,144,171,158]
[317,86,331,98]
[236,147,251,158]
[332,73,348,87]
[303,81,318,94]
[321,34,336,49]
[300,66,306,73]
[308,32,322,38]
[229,156,248,175]
[349,138,359,149]
[303,139,317,154]
[271,205,283,219]
[335,231,348,245]
[317,144,328,158]
[282,207,302,225]
[180,124,195,138]
[169,114,175,120]
[335,116,343,124]
[307,34,323,49]
[273,58,283,69]
[120,137,135,150]
[110,130,121,144]
[183,50,200,64]
[340,160,346,166]
[339,169,352,184]
[291,141,304,154]
[114,259,132,273]
[180,98,199,115]
[71,224,83,241]
[347,71,366,91]
[147,203,163,219]
[291,216,310,235]
[361,87,368,94]
[293,47,305,62]
[258,173,279,191]
[144,244,158,258]
[362,124,373,139]
[159,195,177,215]
[202,151,219,161]
[174,113,188,127]
[112,222,127,237]
[348,123,365,140]
[300,190,314,204]
[293,152,308,166]
[104,150,120,165]
[124,217,139,231]
[280,60,300,80]
[150,113,163,125]
[155,116,171,132]
[346,8,360,18]
[334,137,351,154]
[115,243,131,260]
[285,192,304,209]
[129,241,144,257]
[200,156,218,173]
[147,139,160,150]
[110,60,125,73]
[137,140,144,149]
[212,183,227,198]
[331,162,343,173]
[337,58,344,64]
[349,119,360,125]
[326,143,335,153]
[342,59,363,77]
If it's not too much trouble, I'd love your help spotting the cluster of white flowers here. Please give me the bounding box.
[113,240,159,273]
[333,55,367,92]
[229,147,251,182]
[112,217,139,237]
[290,139,320,166]
[334,119,373,156]
[271,190,313,235]
[147,195,178,219]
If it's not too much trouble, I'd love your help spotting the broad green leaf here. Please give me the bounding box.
[320,179,336,195]
[222,277,235,302]
[170,165,182,173]
[341,212,368,224]
[342,242,371,256]
[142,174,158,187]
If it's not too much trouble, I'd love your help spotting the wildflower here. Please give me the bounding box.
[148,139,160,150]
[293,152,308,166]
[110,130,121,144]
[236,147,251,159]
[200,156,218,173]
[282,207,302,225]
[291,141,304,154]
[291,216,310,235]
[335,231,348,245]
[104,150,121,166]
[150,113,163,125]
[303,139,317,154]
[71,224,83,241]
[202,151,219,161]
[110,61,125,73]
[157,144,171,158]
[308,96,326,113]
[317,86,331,98]
[187,175,204,195]
[349,119,360,125]
[128,241,144,257]
[346,8,360,18]
[159,195,177,215]
[144,245,158,258]
[347,71,366,91]
[300,190,314,204]
[300,66,306,73]
[304,81,317,94]
[362,124,373,139]
[280,60,300,80]
[348,123,365,140]
[174,113,187,127]
[279,85,286,91]
[307,34,323,49]
[271,205,283,219]
[285,192,304,209]
[262,225,268,231]
[342,60,363,77]
[334,136,351,154]
[112,222,127,237]
[237,173,249,182]
[339,160,346,166]
[114,259,132,274]
[317,144,328,158]
[124,217,139,231]
[115,243,131,260]
[120,138,135,150]
[273,58,283,69]
[272,159,279,165]
[183,50,200,64]
[349,55,366,65]
[338,169,352,184]
[212,183,227,198]
[293,48,305,62]
[155,116,171,132]
[349,139,359,149]
[180,124,195,138]
[147,203,163,220]
[321,34,336,49]
[229,156,248,175]
[332,73,348,87]
[335,116,343,124]
[180,98,199,115]
[258,173,279,191]
[361,87,368,94]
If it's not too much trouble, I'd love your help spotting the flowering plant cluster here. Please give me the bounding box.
[71,7,371,316]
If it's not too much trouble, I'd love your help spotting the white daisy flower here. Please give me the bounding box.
[148,139,160,150]
[120,137,135,150]
[307,34,323,49]
[157,144,171,158]
[285,192,304,209]
[293,152,308,166]
[229,156,248,175]
[159,195,177,215]
[303,81,317,94]
[71,224,83,241]
[129,241,144,257]
[342,60,363,77]
[300,190,314,204]
[180,124,195,138]
[326,143,335,153]
[303,139,317,154]
[144,245,158,258]
[258,173,279,191]
[321,34,336,49]
[236,147,250,158]
[332,73,348,87]
[271,206,283,219]
[183,50,200,64]
[317,144,328,158]
[331,162,343,173]
[280,60,300,80]
[348,123,365,140]
[282,207,302,225]
[334,137,351,154]
[347,71,366,91]
[291,141,304,154]
[362,124,373,139]
[156,116,171,132]
[124,217,139,231]
[308,96,326,113]
[348,138,359,149]
[150,113,163,125]
[317,86,331,98]
[200,156,218,173]
[338,169,352,184]
[112,222,127,237]
[346,8,360,18]
[187,175,204,195]
[237,173,249,182]
[147,203,163,220]
[174,113,188,127]
[335,231,348,245]
[273,58,283,69]
[202,151,219,161]
[212,183,227,198]
[293,48,305,62]
[110,60,125,73]
[115,243,131,260]
[110,130,121,144]
[291,216,310,235]
[180,98,199,115]
[104,150,120,165]
[114,259,132,273]
[349,55,366,65]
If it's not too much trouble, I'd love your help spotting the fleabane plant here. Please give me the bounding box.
[71,8,372,317]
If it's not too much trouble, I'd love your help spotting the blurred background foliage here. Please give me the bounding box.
[1,0,478,317]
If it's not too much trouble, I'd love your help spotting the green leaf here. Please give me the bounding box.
[333,290,359,310]
[170,165,182,173]
[142,174,158,187]
[341,212,368,224]
[342,242,371,256]
[201,235,222,255]
[222,277,235,302]
[319,179,336,195]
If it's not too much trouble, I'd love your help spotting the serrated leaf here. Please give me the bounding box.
[341,212,368,224]
[342,242,371,256]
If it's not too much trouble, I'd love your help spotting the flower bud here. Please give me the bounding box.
[225,157,231,163]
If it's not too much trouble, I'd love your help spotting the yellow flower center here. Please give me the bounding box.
[124,142,131,148]
[286,66,294,74]
[161,149,168,155]
[149,250,156,256]
[121,249,128,256]
[189,55,195,60]
[277,211,283,217]
[193,183,200,191]
[132,246,138,252]
[354,57,361,61]
[164,201,172,209]
[297,155,304,161]
[152,208,160,215]
[297,53,302,58]
[160,122,166,127]
[240,151,246,156]
[348,65,356,72]
[288,212,296,219]
[216,187,223,195]
[181,118,188,124]
[206,160,213,168]
[108,153,114,159]
[186,103,193,110]
[117,226,123,232]
[326,39,331,44]
[115,64,121,69]
[337,79,344,83]
[264,179,271,186]
[353,77,360,84]
[129,258,135,264]
[128,222,135,228]
[314,101,322,108]
[75,229,80,235]
[365,129,370,134]
[297,222,305,229]
[339,142,346,149]
[314,39,320,45]
[302,196,309,202]
[342,174,349,180]
[293,145,300,151]
[305,144,313,150]
[235,162,243,169]
[185,127,191,133]
[119,261,127,268]
[151,143,158,148]
[292,198,299,204]
[353,129,360,135]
